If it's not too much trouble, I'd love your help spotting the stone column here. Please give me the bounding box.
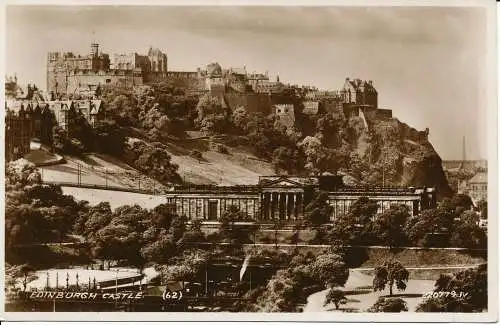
[270,193,274,220]
[278,192,283,220]
[296,193,301,219]
[285,193,289,220]
[293,193,297,219]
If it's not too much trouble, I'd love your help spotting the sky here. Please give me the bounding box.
[5,5,490,160]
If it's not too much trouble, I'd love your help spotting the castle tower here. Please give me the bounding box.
[90,43,99,57]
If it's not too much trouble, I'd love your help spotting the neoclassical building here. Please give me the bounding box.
[165,176,437,223]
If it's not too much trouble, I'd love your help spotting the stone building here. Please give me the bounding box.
[147,47,168,74]
[164,175,437,222]
[274,104,295,129]
[205,62,225,93]
[5,101,55,161]
[47,43,111,96]
[464,172,487,204]
[341,78,378,108]
[47,43,168,96]
[110,53,150,72]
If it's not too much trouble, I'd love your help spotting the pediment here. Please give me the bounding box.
[260,177,304,188]
[273,180,302,187]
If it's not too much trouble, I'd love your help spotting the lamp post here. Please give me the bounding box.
[205,260,208,297]
[115,269,118,295]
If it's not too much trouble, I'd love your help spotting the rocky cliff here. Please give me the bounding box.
[345,114,453,199]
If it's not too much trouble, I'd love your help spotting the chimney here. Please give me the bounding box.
[368,80,373,86]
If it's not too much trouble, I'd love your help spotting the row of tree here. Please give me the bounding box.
[302,192,487,249]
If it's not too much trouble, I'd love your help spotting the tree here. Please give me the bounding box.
[404,204,454,247]
[128,140,182,184]
[271,146,303,175]
[52,126,68,153]
[304,191,333,228]
[218,205,257,245]
[416,264,488,313]
[373,259,409,296]
[150,203,176,229]
[5,160,84,250]
[349,197,380,222]
[450,222,487,249]
[92,120,126,156]
[476,200,487,219]
[195,94,229,134]
[309,252,349,288]
[368,297,408,312]
[315,111,344,148]
[77,202,113,237]
[91,224,144,267]
[450,193,474,215]
[329,197,378,246]
[178,218,206,246]
[168,214,187,242]
[372,204,410,247]
[231,106,249,132]
[417,265,487,312]
[140,238,176,263]
[298,136,328,174]
[459,210,480,226]
[158,249,209,284]
[324,289,347,310]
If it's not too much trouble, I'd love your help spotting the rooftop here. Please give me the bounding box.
[469,172,487,184]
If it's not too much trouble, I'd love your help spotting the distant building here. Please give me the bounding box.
[47,43,168,97]
[302,101,320,115]
[341,78,378,108]
[464,172,487,204]
[205,62,225,94]
[5,101,54,161]
[5,83,105,162]
[147,47,168,74]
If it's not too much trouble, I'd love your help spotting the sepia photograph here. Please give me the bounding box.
[1,0,497,322]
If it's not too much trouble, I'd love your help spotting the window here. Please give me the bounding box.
[105,79,111,84]
[208,201,218,220]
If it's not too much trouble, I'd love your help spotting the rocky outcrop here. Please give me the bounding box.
[346,116,453,199]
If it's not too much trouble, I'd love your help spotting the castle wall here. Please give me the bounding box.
[224,93,273,115]
[66,71,143,93]
[375,108,392,119]
[47,67,70,95]
[154,71,207,93]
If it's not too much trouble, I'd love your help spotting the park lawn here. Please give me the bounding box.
[304,269,435,313]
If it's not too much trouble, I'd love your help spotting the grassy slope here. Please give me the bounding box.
[40,136,273,208]
[160,135,274,185]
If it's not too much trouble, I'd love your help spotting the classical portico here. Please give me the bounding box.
[258,176,317,221]
[260,189,304,221]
